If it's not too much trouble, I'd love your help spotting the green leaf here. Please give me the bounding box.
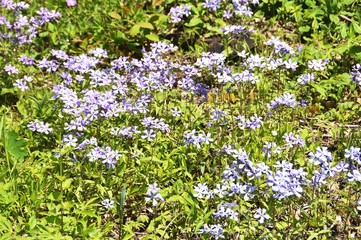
[167,195,185,204]
[0,112,5,144]
[129,25,140,36]
[350,45,361,54]
[28,216,36,230]
[299,26,310,33]
[0,216,12,232]
[109,11,121,20]
[276,221,288,230]
[307,229,331,240]
[137,215,149,223]
[145,34,159,41]
[6,131,28,161]
[51,33,57,45]
[340,22,348,38]
[146,219,155,233]
[329,14,339,24]
[116,31,129,41]
[338,101,355,110]
[62,178,73,190]
[136,22,154,30]
[117,186,126,239]
[88,229,101,237]
[336,43,350,54]
[185,17,203,27]
[312,18,319,31]
[343,0,355,5]
[352,20,361,33]
[39,32,49,37]
[82,210,97,217]
[305,0,316,7]
[48,23,55,32]
[312,84,327,98]
[355,52,361,62]
[1,88,16,95]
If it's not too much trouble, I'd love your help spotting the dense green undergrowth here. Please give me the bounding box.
[0,0,361,239]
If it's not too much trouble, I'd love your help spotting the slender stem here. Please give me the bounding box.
[60,156,64,234]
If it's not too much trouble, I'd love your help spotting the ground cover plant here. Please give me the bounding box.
[0,0,361,239]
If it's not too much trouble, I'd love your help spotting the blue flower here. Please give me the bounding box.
[351,64,361,85]
[254,208,270,224]
[297,73,315,85]
[345,146,361,164]
[307,59,329,71]
[168,5,192,23]
[199,224,224,239]
[27,120,53,134]
[203,0,222,11]
[269,93,298,110]
[145,183,164,206]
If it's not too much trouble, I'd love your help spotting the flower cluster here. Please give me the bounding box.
[262,141,281,158]
[217,69,259,84]
[168,5,192,23]
[235,114,263,130]
[184,130,214,148]
[14,75,32,91]
[196,52,226,70]
[309,147,335,186]
[199,224,224,239]
[221,25,247,35]
[27,120,53,134]
[0,1,61,44]
[344,146,361,183]
[110,126,141,139]
[4,65,18,75]
[66,0,77,7]
[213,202,238,221]
[203,0,222,12]
[268,93,298,110]
[345,146,361,164]
[87,146,121,169]
[267,161,308,199]
[351,64,361,85]
[308,59,329,71]
[283,132,305,148]
[297,73,315,85]
[266,36,296,56]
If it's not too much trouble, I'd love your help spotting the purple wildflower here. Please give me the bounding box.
[351,64,361,85]
[203,0,222,11]
[168,5,191,23]
[199,224,224,239]
[254,208,270,224]
[308,59,329,71]
[145,183,164,206]
[28,120,53,134]
[4,65,18,75]
[269,93,298,110]
[66,0,76,7]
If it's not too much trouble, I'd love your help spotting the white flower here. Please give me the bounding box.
[101,199,114,209]
[254,208,270,224]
